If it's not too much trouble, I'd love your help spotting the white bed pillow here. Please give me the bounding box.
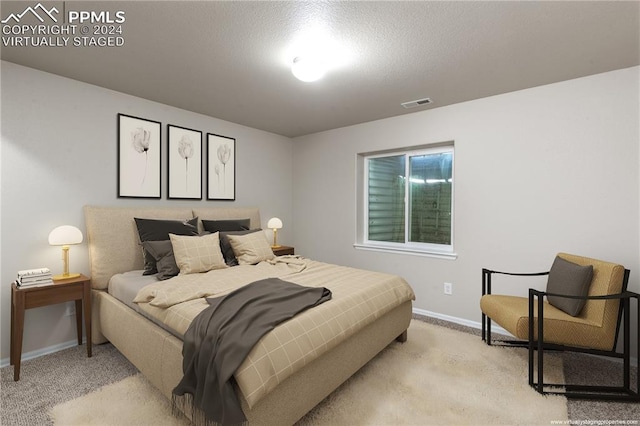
[169,232,227,274]
[227,231,275,265]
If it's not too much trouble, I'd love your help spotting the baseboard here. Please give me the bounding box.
[0,338,84,369]
[412,307,639,367]
[412,307,513,337]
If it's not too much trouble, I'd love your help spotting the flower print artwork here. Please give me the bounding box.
[207,134,235,200]
[217,143,231,192]
[118,114,161,198]
[131,127,151,186]
[178,135,194,191]
[168,125,202,200]
[214,164,221,191]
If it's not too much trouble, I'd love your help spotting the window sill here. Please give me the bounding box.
[353,243,458,260]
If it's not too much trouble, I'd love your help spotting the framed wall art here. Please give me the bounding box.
[168,124,202,200]
[207,133,236,200]
[118,113,162,198]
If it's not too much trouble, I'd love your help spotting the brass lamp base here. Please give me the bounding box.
[53,272,81,281]
[54,245,80,281]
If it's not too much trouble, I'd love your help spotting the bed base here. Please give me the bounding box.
[93,290,412,425]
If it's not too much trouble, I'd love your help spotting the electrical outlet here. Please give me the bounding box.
[444,282,453,295]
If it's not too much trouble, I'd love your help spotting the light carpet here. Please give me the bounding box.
[49,321,568,425]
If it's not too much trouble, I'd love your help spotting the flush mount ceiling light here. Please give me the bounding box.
[291,56,326,82]
[285,24,353,83]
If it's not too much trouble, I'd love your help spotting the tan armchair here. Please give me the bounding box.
[480,253,638,401]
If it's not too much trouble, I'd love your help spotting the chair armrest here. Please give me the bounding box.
[528,289,639,352]
[529,289,639,301]
[482,268,549,296]
[483,268,549,277]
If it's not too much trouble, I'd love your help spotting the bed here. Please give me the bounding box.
[84,205,415,425]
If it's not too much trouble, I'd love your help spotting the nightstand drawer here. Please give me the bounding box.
[272,246,294,256]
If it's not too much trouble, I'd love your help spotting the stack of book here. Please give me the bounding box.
[16,268,53,287]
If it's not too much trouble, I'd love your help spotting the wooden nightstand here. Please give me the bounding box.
[10,274,92,381]
[272,245,295,256]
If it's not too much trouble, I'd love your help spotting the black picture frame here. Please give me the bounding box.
[117,113,161,198]
[167,124,203,200]
[207,133,236,200]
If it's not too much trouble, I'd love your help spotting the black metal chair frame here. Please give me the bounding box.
[481,267,639,401]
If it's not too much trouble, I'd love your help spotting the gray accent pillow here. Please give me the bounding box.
[142,240,179,281]
[546,256,594,316]
[134,217,199,275]
[202,219,250,232]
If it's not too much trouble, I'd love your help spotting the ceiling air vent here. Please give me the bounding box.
[401,97,432,109]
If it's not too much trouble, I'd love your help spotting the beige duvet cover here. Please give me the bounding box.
[133,256,415,408]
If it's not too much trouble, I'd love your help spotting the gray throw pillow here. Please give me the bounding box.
[546,256,594,316]
[142,240,179,280]
[202,219,250,232]
[134,217,199,275]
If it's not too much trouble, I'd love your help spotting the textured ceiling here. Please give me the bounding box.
[1,1,638,137]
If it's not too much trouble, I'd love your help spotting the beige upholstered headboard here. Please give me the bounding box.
[84,205,261,290]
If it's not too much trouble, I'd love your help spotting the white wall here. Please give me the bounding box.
[2,62,638,363]
[293,67,640,344]
[0,61,294,361]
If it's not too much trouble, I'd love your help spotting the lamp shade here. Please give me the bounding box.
[267,217,283,230]
[48,225,83,246]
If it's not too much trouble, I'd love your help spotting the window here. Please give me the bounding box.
[356,144,455,258]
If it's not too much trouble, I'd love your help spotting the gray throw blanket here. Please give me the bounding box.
[173,278,332,425]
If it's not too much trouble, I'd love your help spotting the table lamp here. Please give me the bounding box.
[267,217,283,248]
[48,225,83,280]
